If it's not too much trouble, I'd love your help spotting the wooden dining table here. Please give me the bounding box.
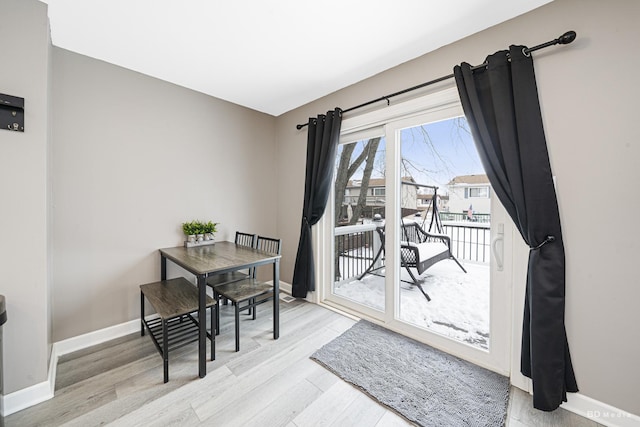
[159,241,281,378]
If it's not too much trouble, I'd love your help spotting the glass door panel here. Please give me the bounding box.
[396,117,491,351]
[331,136,387,313]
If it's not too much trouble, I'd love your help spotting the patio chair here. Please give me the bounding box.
[359,221,466,301]
[213,235,282,352]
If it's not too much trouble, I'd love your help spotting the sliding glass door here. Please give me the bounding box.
[322,88,511,374]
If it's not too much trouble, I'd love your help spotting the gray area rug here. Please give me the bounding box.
[311,320,510,426]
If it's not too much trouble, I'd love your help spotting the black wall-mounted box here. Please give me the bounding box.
[0,93,24,132]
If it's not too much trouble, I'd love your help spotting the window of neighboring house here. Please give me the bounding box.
[465,186,489,198]
[373,188,385,196]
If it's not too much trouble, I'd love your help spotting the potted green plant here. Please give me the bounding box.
[182,220,218,247]
[194,221,205,242]
[203,221,218,241]
[182,221,197,243]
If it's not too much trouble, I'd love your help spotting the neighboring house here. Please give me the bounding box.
[342,177,455,221]
[345,178,386,207]
[417,192,448,213]
[447,174,491,215]
[343,177,418,211]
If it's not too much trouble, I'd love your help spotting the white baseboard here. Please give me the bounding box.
[53,319,140,356]
[1,343,58,416]
[1,319,140,416]
[561,393,640,427]
[2,379,53,417]
[264,279,292,296]
[279,281,292,295]
[510,381,640,427]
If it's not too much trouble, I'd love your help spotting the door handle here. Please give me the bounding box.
[492,223,504,271]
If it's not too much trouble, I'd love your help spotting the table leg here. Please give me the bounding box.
[197,274,207,378]
[273,258,280,340]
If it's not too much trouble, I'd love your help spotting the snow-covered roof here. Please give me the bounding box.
[448,174,489,185]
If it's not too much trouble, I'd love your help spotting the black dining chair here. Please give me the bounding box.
[213,235,281,352]
[207,231,256,331]
[206,231,257,290]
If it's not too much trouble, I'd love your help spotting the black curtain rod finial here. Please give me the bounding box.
[558,30,577,45]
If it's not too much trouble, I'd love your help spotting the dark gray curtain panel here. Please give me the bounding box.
[292,109,342,298]
[454,46,578,411]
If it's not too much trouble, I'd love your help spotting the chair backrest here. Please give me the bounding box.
[256,236,282,256]
[235,231,257,248]
[235,232,258,277]
[401,221,419,243]
[401,221,432,244]
[251,236,281,280]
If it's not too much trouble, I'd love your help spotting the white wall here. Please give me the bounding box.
[51,48,277,341]
[0,0,51,394]
[448,186,491,215]
[275,0,640,416]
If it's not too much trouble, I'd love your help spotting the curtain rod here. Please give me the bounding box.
[296,30,576,130]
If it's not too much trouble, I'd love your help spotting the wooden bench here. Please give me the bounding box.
[140,277,216,383]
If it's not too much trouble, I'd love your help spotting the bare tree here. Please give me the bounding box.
[350,138,381,223]
[334,137,381,225]
[333,137,381,280]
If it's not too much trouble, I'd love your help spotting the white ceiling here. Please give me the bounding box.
[41,0,552,116]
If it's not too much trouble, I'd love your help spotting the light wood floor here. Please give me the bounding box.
[6,299,602,426]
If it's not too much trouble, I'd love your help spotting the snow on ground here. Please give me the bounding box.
[333,260,490,350]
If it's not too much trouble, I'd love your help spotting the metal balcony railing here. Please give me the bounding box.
[334,223,379,283]
[334,219,491,283]
[439,212,491,223]
[441,221,491,264]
